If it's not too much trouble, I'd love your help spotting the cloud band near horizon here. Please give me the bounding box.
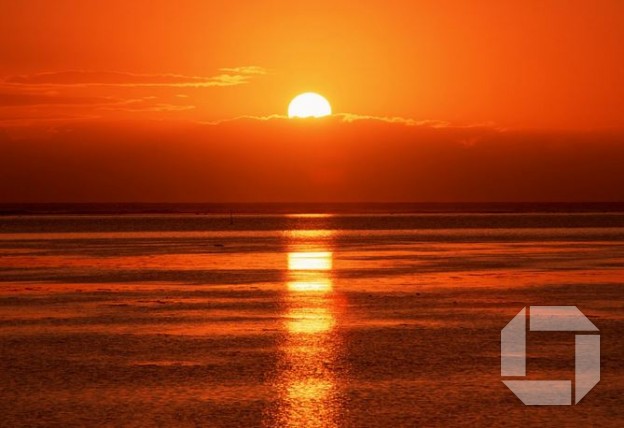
[0,117,622,203]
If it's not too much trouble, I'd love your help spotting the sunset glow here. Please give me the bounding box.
[1,1,623,202]
[1,3,623,425]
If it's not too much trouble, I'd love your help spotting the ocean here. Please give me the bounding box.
[0,204,623,426]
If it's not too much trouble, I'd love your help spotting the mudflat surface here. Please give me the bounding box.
[0,213,622,426]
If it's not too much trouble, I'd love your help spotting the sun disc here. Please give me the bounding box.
[288,92,332,118]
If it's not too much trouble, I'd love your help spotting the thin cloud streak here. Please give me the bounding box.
[203,113,492,130]
[218,66,268,75]
[2,67,267,88]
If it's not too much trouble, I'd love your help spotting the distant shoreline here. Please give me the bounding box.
[1,202,624,216]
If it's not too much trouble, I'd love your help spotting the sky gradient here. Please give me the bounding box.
[1,0,623,202]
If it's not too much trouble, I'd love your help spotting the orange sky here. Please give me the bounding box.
[1,0,623,202]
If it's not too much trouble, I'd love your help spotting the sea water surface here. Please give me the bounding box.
[0,209,623,426]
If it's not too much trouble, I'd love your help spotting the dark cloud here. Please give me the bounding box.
[0,117,622,203]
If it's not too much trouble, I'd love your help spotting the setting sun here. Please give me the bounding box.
[288,93,332,118]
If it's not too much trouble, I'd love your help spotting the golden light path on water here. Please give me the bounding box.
[269,228,344,428]
[288,252,333,272]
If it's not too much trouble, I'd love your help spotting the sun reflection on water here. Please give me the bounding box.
[286,306,335,334]
[287,279,332,293]
[288,252,333,271]
[268,228,343,428]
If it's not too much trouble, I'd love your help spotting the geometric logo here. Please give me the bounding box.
[501,306,600,405]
